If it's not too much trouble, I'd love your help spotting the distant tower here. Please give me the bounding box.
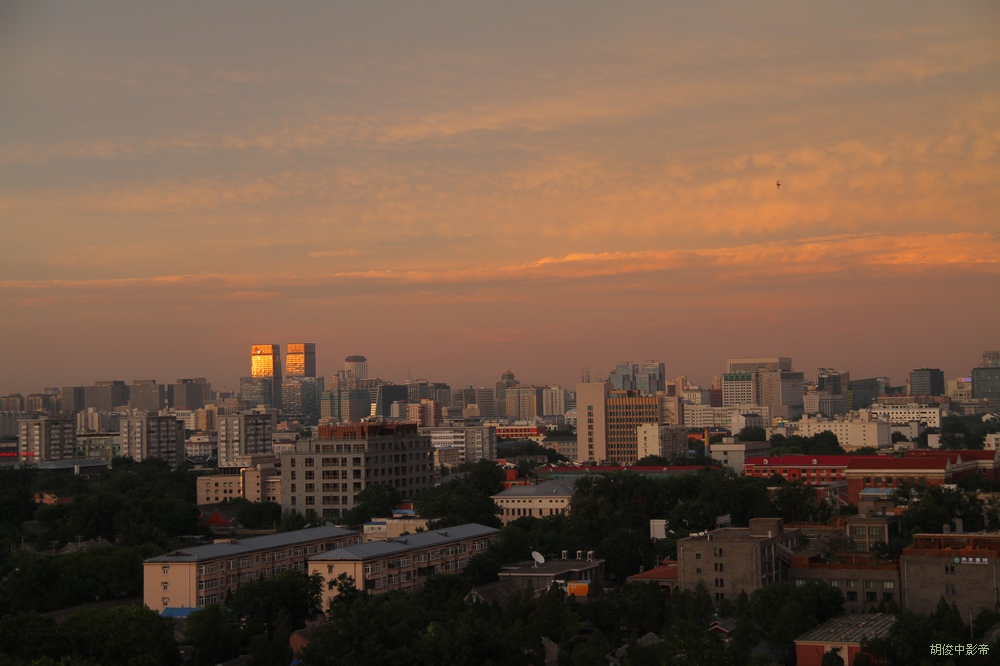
[250,344,282,409]
[286,343,317,377]
[344,355,368,380]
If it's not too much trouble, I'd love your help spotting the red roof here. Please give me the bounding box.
[627,561,679,582]
[908,449,997,462]
[745,455,852,467]
[846,457,948,471]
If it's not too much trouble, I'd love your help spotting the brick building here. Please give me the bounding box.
[678,517,802,603]
[901,533,1000,618]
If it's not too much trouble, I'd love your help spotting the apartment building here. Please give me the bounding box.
[144,525,361,613]
[308,523,500,608]
[280,422,433,520]
[196,457,282,505]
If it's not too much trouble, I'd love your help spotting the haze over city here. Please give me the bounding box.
[1,1,998,393]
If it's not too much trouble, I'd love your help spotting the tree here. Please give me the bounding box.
[738,426,767,442]
[184,604,241,666]
[343,483,402,527]
[58,605,180,665]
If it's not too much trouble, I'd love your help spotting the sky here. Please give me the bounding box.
[1,1,998,395]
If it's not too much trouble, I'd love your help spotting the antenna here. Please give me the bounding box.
[531,551,545,567]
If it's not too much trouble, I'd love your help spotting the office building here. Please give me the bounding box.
[542,386,567,416]
[909,368,945,397]
[726,357,792,373]
[84,380,129,413]
[281,376,324,424]
[130,380,166,413]
[816,368,849,396]
[145,525,361,613]
[280,422,433,520]
[239,376,273,410]
[848,377,890,410]
[250,344,282,409]
[901,533,1000,618]
[170,378,210,410]
[576,382,670,464]
[120,415,185,467]
[344,355,368,381]
[972,351,1000,407]
[286,343,317,378]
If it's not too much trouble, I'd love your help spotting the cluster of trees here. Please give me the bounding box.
[0,459,207,617]
[415,460,506,529]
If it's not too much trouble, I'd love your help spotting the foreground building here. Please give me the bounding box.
[309,523,499,608]
[144,525,360,613]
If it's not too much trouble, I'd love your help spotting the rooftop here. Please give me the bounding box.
[310,523,499,561]
[145,525,358,563]
[796,613,896,645]
[491,479,575,499]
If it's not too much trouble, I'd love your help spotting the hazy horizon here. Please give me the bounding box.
[2,2,998,396]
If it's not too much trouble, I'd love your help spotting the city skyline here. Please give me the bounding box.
[2,2,998,395]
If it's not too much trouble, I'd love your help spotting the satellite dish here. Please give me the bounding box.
[531,551,545,566]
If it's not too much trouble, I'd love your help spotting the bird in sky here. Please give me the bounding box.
[776,180,781,190]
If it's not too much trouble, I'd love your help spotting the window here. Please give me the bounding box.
[713,547,724,557]
[714,563,724,572]
[162,597,170,607]
[695,553,701,560]
[946,584,957,596]
[866,592,877,603]
[161,582,169,590]
[847,591,857,602]
[162,566,170,575]
[883,581,894,589]
[945,564,955,575]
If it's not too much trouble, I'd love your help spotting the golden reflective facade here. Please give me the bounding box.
[250,344,281,379]
[286,343,316,377]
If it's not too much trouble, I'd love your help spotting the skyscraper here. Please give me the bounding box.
[344,355,368,380]
[972,352,1000,408]
[250,344,282,409]
[286,343,317,377]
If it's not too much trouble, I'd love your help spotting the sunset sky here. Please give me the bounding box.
[2,1,998,394]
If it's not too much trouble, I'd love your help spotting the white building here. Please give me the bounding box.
[683,404,771,428]
[796,413,892,451]
[636,424,689,459]
[422,425,497,464]
[863,404,942,428]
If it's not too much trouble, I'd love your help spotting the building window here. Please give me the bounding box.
[847,591,857,602]
[714,563,724,572]
[162,597,169,607]
[162,566,170,575]
[713,547,724,557]
[946,584,957,596]
[945,564,955,575]
[161,582,169,590]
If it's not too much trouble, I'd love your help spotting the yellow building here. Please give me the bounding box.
[144,525,360,613]
[308,523,499,608]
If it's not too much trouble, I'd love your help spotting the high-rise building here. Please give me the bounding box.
[280,422,433,519]
[505,386,543,420]
[576,382,669,464]
[19,417,76,462]
[849,377,890,410]
[120,415,185,467]
[972,351,1000,408]
[130,380,166,413]
[909,368,945,397]
[218,412,275,467]
[726,357,792,373]
[494,370,518,416]
[60,386,86,415]
[250,344,282,409]
[281,376,324,424]
[542,386,567,416]
[170,378,210,410]
[407,399,443,427]
[84,381,129,413]
[286,343,317,378]
[817,369,849,396]
[239,376,274,410]
[344,355,368,381]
